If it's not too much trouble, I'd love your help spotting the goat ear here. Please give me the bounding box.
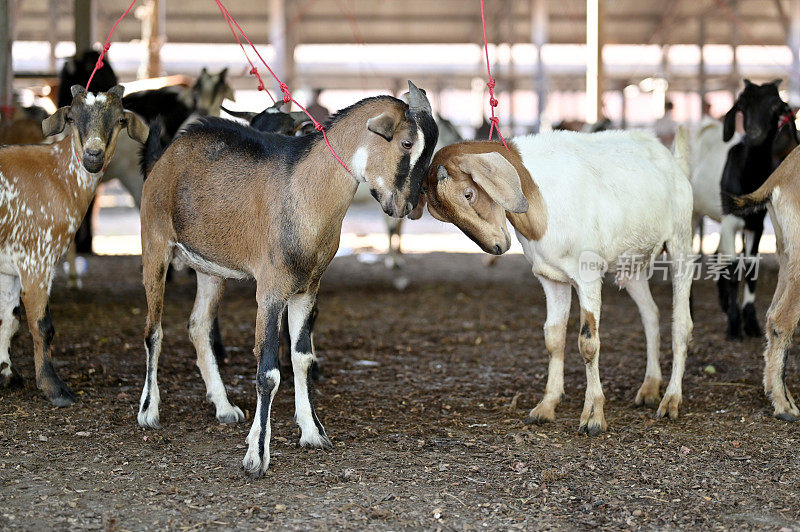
[70,84,86,98]
[108,85,125,99]
[223,84,235,101]
[42,107,69,137]
[219,67,228,79]
[455,152,528,213]
[366,112,397,141]
[409,193,426,220]
[771,78,783,87]
[723,105,738,142]
[744,78,753,87]
[437,165,449,181]
[124,111,150,144]
[427,202,449,222]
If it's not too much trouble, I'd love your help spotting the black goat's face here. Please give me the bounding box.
[725,79,790,146]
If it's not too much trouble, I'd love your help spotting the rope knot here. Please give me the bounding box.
[489,116,499,125]
[487,79,496,90]
[249,67,258,75]
[489,97,498,107]
[103,42,111,52]
[257,81,265,91]
[96,60,104,68]
[314,122,324,132]
[279,82,291,103]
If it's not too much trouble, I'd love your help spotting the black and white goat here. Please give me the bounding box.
[717,79,798,340]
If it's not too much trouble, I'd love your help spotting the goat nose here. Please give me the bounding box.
[493,244,502,255]
[84,148,102,158]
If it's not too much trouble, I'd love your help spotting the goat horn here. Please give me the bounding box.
[407,81,432,116]
[221,105,257,121]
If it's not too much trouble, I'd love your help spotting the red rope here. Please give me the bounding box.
[85,0,138,90]
[214,0,351,173]
[479,0,509,150]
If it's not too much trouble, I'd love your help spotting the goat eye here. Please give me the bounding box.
[464,188,475,203]
[119,118,128,125]
[401,139,413,150]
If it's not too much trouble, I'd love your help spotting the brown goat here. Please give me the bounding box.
[730,144,800,421]
[136,82,437,476]
[0,85,148,404]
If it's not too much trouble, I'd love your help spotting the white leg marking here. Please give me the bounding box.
[190,273,243,424]
[137,325,163,428]
[288,292,331,448]
[242,368,280,476]
[0,274,21,381]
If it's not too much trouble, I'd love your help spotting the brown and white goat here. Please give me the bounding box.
[0,85,148,404]
[422,131,693,434]
[729,144,800,421]
[136,81,437,476]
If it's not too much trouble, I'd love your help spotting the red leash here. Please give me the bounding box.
[778,108,798,130]
[214,0,351,173]
[85,0,138,90]
[479,0,509,150]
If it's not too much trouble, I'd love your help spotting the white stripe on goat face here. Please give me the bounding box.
[409,126,425,168]
[351,146,369,183]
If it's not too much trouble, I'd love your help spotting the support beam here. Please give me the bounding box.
[74,0,96,54]
[585,0,604,123]
[790,0,800,106]
[0,0,12,118]
[269,0,293,97]
[729,0,740,98]
[532,0,547,132]
[138,0,165,79]
[698,16,707,117]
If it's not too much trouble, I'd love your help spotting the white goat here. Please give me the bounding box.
[423,129,694,434]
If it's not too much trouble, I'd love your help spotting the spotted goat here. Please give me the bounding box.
[135,81,437,476]
[0,85,148,404]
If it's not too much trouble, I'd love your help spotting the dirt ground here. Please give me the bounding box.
[1,252,799,530]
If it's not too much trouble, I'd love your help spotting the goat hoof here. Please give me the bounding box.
[0,369,23,389]
[242,449,268,477]
[299,432,333,450]
[137,410,161,429]
[634,378,661,408]
[775,412,799,422]
[46,385,76,407]
[524,414,551,425]
[577,422,604,437]
[656,393,682,420]
[216,405,245,424]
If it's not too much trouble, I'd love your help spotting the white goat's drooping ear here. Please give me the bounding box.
[42,107,69,137]
[437,165,449,181]
[455,152,528,214]
[367,112,397,141]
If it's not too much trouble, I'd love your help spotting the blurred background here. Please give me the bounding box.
[1,0,798,259]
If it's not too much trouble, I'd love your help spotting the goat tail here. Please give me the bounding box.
[721,180,775,217]
[140,119,165,180]
[671,125,691,178]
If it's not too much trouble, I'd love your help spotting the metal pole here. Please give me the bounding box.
[699,16,707,119]
[532,0,547,132]
[74,0,96,55]
[790,0,800,106]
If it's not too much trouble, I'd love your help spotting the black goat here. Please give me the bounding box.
[719,79,799,340]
